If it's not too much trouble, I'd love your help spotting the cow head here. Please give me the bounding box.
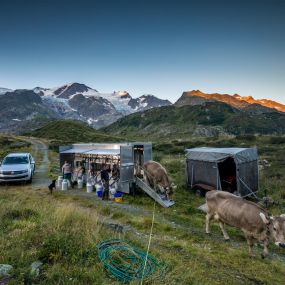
[164,183,177,199]
[158,183,176,199]
[260,213,285,248]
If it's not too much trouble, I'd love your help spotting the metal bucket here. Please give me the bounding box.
[78,179,83,189]
[86,183,93,193]
[61,179,68,191]
[57,176,63,189]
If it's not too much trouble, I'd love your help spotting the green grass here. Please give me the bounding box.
[1,184,285,284]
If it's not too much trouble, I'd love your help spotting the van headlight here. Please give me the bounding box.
[18,169,29,174]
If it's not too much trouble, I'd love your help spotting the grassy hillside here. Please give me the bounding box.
[26,120,124,151]
[0,135,31,158]
[102,103,285,141]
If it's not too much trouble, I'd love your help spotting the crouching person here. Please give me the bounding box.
[101,164,110,200]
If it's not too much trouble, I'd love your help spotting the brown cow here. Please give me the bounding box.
[205,190,285,258]
[143,160,175,199]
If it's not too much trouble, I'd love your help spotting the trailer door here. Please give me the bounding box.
[120,145,134,193]
[143,143,152,163]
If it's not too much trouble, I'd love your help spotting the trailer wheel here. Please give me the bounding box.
[195,188,206,197]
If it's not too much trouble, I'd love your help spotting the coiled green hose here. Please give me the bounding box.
[97,239,164,282]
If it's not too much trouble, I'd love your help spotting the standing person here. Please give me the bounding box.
[112,164,119,179]
[101,164,110,200]
[62,161,72,187]
[78,162,86,182]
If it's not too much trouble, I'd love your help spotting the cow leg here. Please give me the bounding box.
[219,221,230,240]
[205,213,213,234]
[261,239,269,259]
[144,175,152,188]
[246,235,254,257]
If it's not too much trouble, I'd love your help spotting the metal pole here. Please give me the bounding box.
[191,164,194,188]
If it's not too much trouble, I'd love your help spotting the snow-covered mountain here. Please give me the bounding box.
[0,83,172,132]
[32,83,172,127]
[34,83,171,115]
[0,87,13,95]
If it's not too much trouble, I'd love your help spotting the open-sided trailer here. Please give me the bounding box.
[59,142,174,207]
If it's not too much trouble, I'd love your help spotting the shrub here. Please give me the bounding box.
[235,134,256,141]
[269,136,285,144]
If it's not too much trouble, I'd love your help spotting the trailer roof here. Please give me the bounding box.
[185,147,258,163]
[59,142,152,155]
[60,148,89,154]
[60,148,120,156]
[84,149,120,156]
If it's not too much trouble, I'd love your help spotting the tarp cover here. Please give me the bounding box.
[185,147,258,164]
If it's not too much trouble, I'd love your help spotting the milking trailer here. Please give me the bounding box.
[59,142,174,207]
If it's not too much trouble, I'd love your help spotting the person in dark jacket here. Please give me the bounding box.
[101,164,110,200]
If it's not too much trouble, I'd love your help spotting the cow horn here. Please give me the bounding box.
[259,212,270,224]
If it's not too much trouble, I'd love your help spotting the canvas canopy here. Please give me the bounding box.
[185,147,258,164]
[185,147,259,197]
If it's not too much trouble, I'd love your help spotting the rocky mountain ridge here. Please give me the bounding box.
[175,90,285,113]
[0,83,171,132]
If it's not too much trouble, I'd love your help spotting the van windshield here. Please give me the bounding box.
[2,156,29,165]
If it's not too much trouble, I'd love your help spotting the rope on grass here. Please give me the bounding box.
[140,201,156,285]
[97,239,165,282]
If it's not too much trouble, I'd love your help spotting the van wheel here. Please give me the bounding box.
[27,176,33,184]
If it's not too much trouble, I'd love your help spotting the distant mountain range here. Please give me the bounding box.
[0,84,284,135]
[175,90,285,113]
[0,83,171,132]
[104,101,285,139]
[104,90,285,138]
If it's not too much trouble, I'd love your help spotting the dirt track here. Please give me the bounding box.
[19,137,50,188]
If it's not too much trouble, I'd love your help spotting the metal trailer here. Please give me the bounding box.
[185,147,259,198]
[59,142,174,207]
[60,142,152,194]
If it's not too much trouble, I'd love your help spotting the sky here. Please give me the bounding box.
[0,0,284,103]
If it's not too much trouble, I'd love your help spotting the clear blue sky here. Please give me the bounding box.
[0,0,284,103]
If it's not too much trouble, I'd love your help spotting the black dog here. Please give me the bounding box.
[48,179,56,194]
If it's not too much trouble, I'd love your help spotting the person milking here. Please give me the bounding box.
[100,164,110,200]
